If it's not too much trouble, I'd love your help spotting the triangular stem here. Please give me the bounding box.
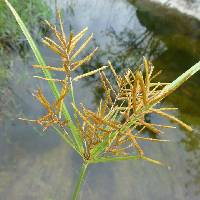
[72,162,89,200]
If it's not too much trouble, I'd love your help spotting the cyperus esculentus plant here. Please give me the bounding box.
[5,0,200,199]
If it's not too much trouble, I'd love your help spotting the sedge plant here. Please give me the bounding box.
[5,0,200,199]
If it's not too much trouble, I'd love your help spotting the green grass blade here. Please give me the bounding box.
[89,155,140,164]
[72,162,89,200]
[69,78,84,151]
[89,155,163,165]
[91,131,116,158]
[91,118,136,158]
[5,0,83,153]
[52,126,80,154]
[153,60,200,102]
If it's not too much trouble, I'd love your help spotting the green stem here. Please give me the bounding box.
[72,162,89,200]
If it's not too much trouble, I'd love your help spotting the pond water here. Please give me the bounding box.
[0,0,200,199]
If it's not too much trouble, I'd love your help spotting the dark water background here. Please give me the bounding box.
[0,0,200,199]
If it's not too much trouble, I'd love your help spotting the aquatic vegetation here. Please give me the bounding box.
[0,0,51,52]
[5,0,200,199]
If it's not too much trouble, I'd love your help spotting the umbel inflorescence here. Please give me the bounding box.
[20,13,192,164]
[6,0,200,198]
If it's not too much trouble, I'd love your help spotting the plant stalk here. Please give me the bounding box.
[72,162,89,200]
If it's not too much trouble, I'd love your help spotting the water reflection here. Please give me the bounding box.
[182,130,200,195]
[94,27,165,68]
[0,0,200,199]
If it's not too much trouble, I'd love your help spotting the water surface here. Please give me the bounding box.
[0,0,200,199]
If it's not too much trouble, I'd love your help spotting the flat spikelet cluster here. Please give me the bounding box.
[72,59,192,162]
[20,13,106,137]
[34,13,98,78]
[20,14,192,164]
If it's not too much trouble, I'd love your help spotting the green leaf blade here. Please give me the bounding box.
[153,60,200,103]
